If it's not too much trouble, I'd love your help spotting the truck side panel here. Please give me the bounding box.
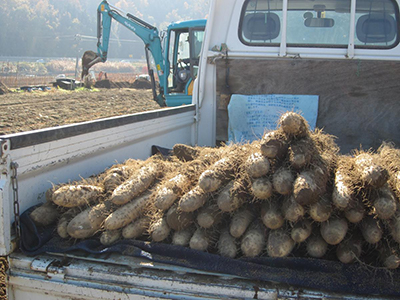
[0,105,196,256]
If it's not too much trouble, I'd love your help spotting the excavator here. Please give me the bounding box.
[81,0,206,107]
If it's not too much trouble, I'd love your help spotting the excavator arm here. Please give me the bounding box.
[82,0,166,105]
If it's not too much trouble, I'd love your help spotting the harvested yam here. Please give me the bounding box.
[344,200,365,224]
[106,159,139,177]
[150,216,171,242]
[197,204,222,229]
[250,177,273,200]
[166,204,194,231]
[389,214,400,243]
[378,143,400,199]
[30,201,60,226]
[310,129,339,168]
[172,227,195,247]
[229,207,254,238]
[288,137,315,169]
[241,221,266,257]
[291,219,312,243]
[179,186,208,212]
[278,112,308,138]
[293,170,320,206]
[272,167,294,195]
[378,242,400,269]
[57,207,80,238]
[122,216,151,239]
[354,152,389,188]
[307,232,328,258]
[45,187,55,202]
[360,216,382,244]
[320,216,348,245]
[336,235,363,264]
[245,152,270,178]
[261,199,284,230]
[282,196,305,223]
[189,228,213,251]
[100,230,121,246]
[52,184,104,208]
[217,181,245,213]
[67,201,112,239]
[103,164,133,192]
[104,192,151,230]
[198,148,242,193]
[332,156,354,210]
[198,169,222,193]
[372,186,397,220]
[260,130,288,160]
[309,195,332,223]
[103,172,124,192]
[154,174,188,211]
[394,171,400,198]
[267,228,295,257]
[218,227,238,258]
[172,144,200,161]
[111,162,161,205]
[312,164,330,194]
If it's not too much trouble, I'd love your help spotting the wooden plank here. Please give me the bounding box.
[216,58,400,153]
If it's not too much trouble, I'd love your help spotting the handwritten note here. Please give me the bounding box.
[227,94,319,143]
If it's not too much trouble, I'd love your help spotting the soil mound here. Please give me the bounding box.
[0,81,10,95]
[131,78,152,89]
[94,79,151,89]
[94,79,111,89]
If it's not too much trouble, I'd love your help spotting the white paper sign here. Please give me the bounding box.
[227,94,319,143]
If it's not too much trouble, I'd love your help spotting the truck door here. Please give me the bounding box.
[164,23,205,106]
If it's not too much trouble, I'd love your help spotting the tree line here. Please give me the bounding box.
[0,0,209,59]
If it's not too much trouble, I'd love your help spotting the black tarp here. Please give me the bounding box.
[19,205,400,298]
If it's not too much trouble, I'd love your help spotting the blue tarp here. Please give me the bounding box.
[228,94,319,143]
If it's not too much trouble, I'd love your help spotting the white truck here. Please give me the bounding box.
[2,0,400,298]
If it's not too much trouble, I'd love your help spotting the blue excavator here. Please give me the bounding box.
[82,0,206,107]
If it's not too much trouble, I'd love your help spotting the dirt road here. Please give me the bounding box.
[0,88,160,135]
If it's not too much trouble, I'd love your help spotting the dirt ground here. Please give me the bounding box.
[0,87,161,135]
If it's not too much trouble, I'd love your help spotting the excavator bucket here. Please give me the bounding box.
[81,50,101,79]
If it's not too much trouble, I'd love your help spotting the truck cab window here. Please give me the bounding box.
[239,0,398,48]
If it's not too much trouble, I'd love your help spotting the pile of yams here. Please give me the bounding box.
[30,112,400,269]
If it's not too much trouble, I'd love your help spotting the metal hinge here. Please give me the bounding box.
[0,139,9,161]
[31,256,66,280]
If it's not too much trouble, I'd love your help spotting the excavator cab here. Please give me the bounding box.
[164,21,206,106]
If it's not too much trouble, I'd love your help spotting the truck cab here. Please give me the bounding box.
[164,19,206,106]
[195,0,400,152]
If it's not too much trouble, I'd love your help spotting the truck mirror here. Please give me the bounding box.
[304,17,335,27]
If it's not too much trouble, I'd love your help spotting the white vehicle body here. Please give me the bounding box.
[2,0,400,298]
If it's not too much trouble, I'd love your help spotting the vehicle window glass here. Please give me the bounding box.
[168,30,176,89]
[177,32,190,62]
[239,0,398,48]
[192,30,204,59]
[355,0,398,47]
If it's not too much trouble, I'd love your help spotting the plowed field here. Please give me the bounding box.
[0,87,160,135]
